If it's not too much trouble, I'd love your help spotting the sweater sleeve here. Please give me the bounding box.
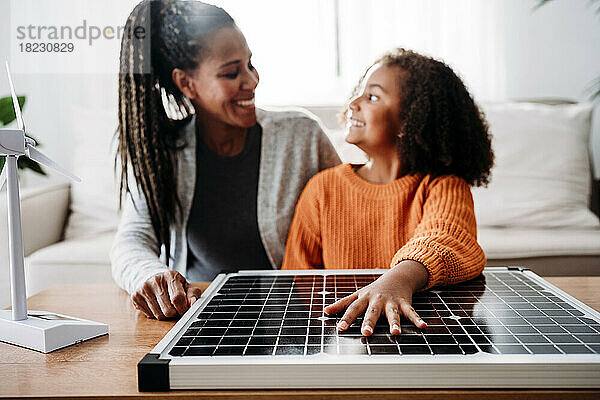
[110,187,169,294]
[282,177,324,269]
[390,176,486,290]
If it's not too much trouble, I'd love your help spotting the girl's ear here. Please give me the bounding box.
[172,68,197,99]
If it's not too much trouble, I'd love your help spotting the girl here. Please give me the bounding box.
[282,48,493,337]
[111,0,340,320]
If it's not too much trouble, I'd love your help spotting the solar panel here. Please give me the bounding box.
[138,267,600,390]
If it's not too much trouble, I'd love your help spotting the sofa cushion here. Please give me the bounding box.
[325,128,367,163]
[24,231,115,295]
[472,102,599,229]
[26,231,114,266]
[478,227,600,259]
[63,106,120,240]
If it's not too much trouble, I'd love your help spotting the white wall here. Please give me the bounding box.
[501,0,600,101]
[0,0,598,183]
[499,0,600,177]
[0,1,120,186]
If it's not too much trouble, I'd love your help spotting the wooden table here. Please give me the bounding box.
[1,277,600,399]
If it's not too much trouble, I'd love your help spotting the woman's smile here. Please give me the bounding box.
[184,26,260,130]
[234,97,255,108]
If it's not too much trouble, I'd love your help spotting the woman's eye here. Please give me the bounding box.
[220,61,254,79]
[367,93,379,102]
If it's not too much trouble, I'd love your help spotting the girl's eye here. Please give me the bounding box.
[221,70,239,79]
[367,93,379,102]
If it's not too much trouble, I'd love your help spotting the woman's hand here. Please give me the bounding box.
[131,270,202,320]
[324,261,429,335]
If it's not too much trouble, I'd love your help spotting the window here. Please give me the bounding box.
[215,0,507,106]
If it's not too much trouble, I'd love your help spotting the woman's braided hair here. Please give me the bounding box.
[117,0,234,263]
[346,48,494,187]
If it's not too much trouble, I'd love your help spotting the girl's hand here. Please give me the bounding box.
[324,261,429,336]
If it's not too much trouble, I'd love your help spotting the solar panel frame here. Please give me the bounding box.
[139,267,600,390]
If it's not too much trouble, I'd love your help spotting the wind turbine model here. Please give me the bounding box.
[0,61,108,353]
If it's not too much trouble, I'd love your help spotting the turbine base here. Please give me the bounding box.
[0,310,108,353]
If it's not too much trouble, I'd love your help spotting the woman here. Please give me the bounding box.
[111,0,340,320]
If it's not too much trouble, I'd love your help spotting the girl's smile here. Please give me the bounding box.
[348,117,366,128]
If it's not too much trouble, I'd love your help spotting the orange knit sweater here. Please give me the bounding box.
[282,163,486,290]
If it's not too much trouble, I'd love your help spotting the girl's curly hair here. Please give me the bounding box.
[346,48,494,187]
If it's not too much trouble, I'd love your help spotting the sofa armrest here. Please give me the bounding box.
[0,182,71,258]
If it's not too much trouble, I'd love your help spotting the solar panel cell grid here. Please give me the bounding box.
[168,271,600,357]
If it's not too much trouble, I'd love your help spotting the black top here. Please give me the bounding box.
[186,124,272,282]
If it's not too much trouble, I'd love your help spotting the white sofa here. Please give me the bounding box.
[314,102,600,277]
[1,101,599,308]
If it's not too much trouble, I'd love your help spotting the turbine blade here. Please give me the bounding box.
[0,163,6,191]
[5,61,25,132]
[26,145,81,182]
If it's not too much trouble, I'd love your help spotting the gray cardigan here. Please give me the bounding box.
[110,108,341,294]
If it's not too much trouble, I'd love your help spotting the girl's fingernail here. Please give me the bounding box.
[419,319,426,326]
[362,325,372,335]
[190,297,197,305]
[392,323,399,332]
[338,321,348,330]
